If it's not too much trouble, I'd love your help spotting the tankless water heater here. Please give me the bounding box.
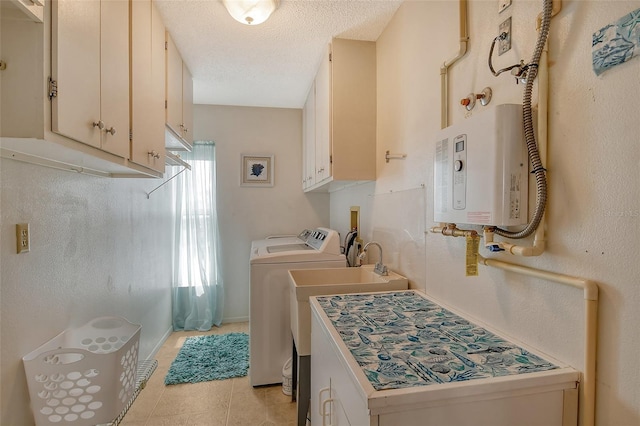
[434,104,528,227]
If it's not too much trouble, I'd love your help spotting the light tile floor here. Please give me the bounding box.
[121,322,296,426]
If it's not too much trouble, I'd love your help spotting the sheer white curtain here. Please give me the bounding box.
[171,142,224,331]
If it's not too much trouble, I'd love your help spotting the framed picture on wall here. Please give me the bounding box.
[240,154,274,187]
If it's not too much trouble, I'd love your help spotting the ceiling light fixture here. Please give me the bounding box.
[221,0,279,25]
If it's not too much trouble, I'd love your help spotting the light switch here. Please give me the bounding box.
[499,0,512,14]
[499,17,512,55]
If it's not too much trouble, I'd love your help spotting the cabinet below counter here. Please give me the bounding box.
[310,290,579,426]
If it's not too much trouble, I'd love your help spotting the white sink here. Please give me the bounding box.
[289,265,409,356]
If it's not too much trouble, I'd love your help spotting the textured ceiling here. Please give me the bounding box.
[155,0,403,108]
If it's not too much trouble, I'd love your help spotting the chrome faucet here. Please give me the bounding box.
[359,242,388,276]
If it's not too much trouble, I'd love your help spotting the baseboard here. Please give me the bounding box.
[222,316,249,323]
[144,319,246,362]
[145,325,173,361]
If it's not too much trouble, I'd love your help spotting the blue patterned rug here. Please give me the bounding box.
[164,332,249,385]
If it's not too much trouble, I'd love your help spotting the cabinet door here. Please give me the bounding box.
[314,43,331,183]
[130,0,165,172]
[165,32,183,139]
[312,311,346,426]
[181,63,193,147]
[311,313,330,426]
[51,0,129,158]
[99,0,130,158]
[312,307,374,426]
[150,2,167,163]
[51,0,101,148]
[332,386,354,426]
[302,82,316,189]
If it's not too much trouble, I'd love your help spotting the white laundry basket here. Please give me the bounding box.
[282,357,293,396]
[23,316,141,426]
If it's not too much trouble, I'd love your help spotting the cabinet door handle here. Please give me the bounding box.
[321,397,334,426]
[318,387,330,416]
[92,120,105,130]
[148,150,160,159]
[105,127,116,136]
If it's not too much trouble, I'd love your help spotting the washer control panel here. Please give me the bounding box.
[306,228,341,255]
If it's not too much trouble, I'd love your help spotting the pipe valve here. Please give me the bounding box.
[460,88,492,111]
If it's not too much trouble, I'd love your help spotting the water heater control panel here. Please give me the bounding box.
[434,104,528,227]
[452,134,467,210]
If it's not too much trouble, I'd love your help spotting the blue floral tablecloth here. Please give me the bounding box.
[592,7,640,76]
[316,291,558,391]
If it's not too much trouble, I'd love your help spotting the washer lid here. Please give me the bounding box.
[267,243,311,253]
[250,250,345,264]
[250,236,305,252]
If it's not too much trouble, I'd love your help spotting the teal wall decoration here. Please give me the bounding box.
[593,7,640,76]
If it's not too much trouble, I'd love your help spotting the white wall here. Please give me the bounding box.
[330,1,640,424]
[193,105,330,322]
[0,160,173,424]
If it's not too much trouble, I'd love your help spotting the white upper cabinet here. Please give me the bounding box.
[302,38,376,192]
[314,44,331,184]
[130,0,166,173]
[302,81,316,189]
[331,39,376,182]
[166,33,182,142]
[0,0,164,177]
[165,32,193,151]
[182,63,194,147]
[1,3,46,139]
[51,0,130,159]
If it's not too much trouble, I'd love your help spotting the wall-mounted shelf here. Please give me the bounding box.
[0,137,162,178]
[165,127,192,151]
[146,151,191,198]
[165,151,190,169]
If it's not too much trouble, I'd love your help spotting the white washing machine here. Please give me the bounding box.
[249,229,312,252]
[249,227,345,386]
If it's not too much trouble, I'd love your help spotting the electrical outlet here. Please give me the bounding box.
[499,0,512,14]
[499,17,512,56]
[16,223,30,254]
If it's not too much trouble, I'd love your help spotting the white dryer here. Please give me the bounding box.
[249,227,345,386]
